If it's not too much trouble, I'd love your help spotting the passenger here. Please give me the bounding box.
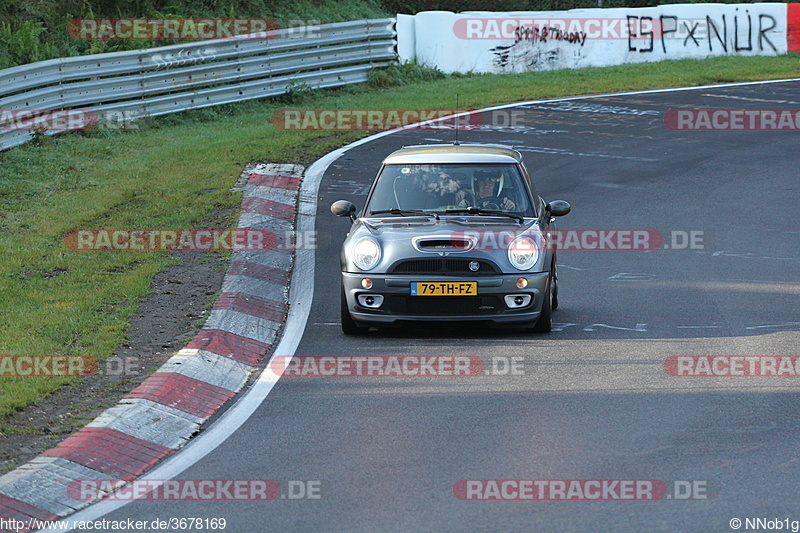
[413,170,461,209]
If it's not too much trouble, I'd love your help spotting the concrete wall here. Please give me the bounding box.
[398,4,800,74]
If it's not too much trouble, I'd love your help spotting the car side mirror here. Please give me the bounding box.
[331,200,357,221]
[546,200,571,217]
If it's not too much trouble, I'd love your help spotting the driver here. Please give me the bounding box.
[456,169,516,210]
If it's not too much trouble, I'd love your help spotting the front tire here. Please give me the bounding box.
[341,285,365,335]
[551,261,559,310]
[532,266,554,333]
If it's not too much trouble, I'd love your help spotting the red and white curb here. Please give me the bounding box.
[0,163,303,530]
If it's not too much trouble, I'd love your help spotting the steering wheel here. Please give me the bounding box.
[478,196,504,210]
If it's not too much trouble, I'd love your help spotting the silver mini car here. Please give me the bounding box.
[331,143,570,334]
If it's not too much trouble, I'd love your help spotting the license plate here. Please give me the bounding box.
[410,281,477,296]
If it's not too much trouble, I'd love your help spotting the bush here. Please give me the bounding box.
[0,21,55,69]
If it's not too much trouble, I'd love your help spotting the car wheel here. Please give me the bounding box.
[532,264,554,333]
[551,261,559,310]
[341,285,365,335]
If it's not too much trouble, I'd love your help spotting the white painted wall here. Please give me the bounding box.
[398,4,789,73]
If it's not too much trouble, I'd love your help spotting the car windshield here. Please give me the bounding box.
[365,163,535,217]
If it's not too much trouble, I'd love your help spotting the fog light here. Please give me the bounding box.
[504,294,532,308]
[516,278,528,289]
[361,278,373,289]
[357,294,384,308]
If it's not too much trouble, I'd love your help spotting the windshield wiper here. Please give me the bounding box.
[370,208,440,220]
[444,207,523,223]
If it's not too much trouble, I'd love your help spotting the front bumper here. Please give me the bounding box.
[342,271,549,325]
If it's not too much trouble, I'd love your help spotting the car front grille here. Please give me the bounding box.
[388,258,499,275]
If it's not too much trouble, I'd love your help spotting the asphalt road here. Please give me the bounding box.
[79,81,800,532]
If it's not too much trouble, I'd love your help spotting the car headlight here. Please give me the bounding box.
[508,235,539,270]
[352,237,381,271]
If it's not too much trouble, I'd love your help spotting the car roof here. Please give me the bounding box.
[382,143,523,165]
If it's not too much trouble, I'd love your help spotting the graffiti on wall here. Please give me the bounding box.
[491,24,586,70]
[486,7,780,72]
[626,8,777,54]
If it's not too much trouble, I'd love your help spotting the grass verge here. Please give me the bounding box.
[0,53,799,420]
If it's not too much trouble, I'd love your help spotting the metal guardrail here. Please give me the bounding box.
[0,18,397,152]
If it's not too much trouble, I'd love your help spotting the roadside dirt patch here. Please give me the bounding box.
[0,249,228,473]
